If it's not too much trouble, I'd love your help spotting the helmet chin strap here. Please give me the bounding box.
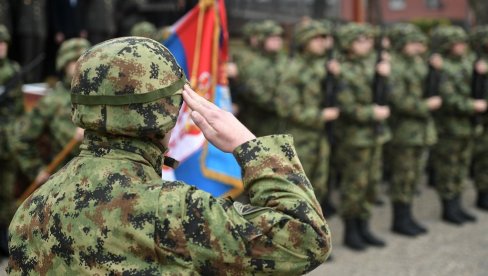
[146,135,180,169]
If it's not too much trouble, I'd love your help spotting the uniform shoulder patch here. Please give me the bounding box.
[233,201,271,216]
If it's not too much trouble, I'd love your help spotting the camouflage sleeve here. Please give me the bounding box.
[337,78,376,123]
[275,62,323,129]
[439,75,476,115]
[389,73,430,118]
[156,135,330,274]
[9,93,57,181]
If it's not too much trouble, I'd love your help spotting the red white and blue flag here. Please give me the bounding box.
[162,0,243,198]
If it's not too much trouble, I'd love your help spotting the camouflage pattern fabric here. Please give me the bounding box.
[431,39,477,199]
[432,138,473,199]
[8,82,78,182]
[276,52,329,202]
[237,21,288,137]
[0,53,23,226]
[130,21,157,39]
[337,145,382,219]
[8,37,331,274]
[335,27,391,218]
[471,30,488,193]
[388,146,425,203]
[387,44,437,203]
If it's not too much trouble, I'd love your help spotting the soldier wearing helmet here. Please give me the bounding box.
[8,38,90,188]
[228,21,261,117]
[8,37,331,274]
[386,23,440,237]
[0,24,23,257]
[237,20,288,137]
[130,21,157,39]
[429,26,487,225]
[276,19,340,218]
[468,25,488,212]
[334,23,391,251]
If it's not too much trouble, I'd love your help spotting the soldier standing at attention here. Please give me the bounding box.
[8,38,90,186]
[387,23,441,236]
[0,25,23,257]
[239,20,288,136]
[228,21,260,115]
[470,25,488,211]
[430,26,487,225]
[277,19,340,217]
[8,37,331,275]
[130,21,157,39]
[335,23,391,251]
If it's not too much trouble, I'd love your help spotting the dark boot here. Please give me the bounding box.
[454,195,477,222]
[442,198,465,225]
[343,218,367,251]
[476,191,488,211]
[409,215,428,234]
[321,198,337,218]
[357,218,386,247]
[391,202,420,237]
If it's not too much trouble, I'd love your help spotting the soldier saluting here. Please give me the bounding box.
[8,37,331,274]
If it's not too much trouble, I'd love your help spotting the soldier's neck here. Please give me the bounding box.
[80,130,166,175]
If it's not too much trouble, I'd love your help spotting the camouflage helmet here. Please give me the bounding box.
[294,19,330,47]
[242,21,259,40]
[470,25,488,50]
[430,25,467,53]
[130,21,157,39]
[56,38,91,71]
[337,23,374,50]
[257,20,283,44]
[388,23,427,51]
[71,37,187,139]
[0,24,10,43]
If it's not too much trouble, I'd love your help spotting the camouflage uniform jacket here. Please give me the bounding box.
[277,53,327,131]
[388,53,437,146]
[0,58,22,159]
[335,55,391,147]
[8,133,331,275]
[9,81,78,181]
[435,54,477,139]
[239,51,288,136]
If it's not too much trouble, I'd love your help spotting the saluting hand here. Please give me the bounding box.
[182,85,256,153]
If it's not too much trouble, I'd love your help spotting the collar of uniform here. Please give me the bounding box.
[79,130,165,175]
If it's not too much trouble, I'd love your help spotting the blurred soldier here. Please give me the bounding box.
[228,21,260,115]
[130,21,157,39]
[0,25,23,257]
[277,19,340,214]
[431,26,487,224]
[82,0,117,44]
[13,0,47,83]
[8,38,90,186]
[470,25,488,211]
[387,23,441,236]
[8,37,331,274]
[238,20,287,136]
[335,23,391,250]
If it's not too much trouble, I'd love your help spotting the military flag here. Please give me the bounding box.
[162,0,243,198]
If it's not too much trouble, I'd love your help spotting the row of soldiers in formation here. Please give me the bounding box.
[1,17,488,256]
[227,19,488,251]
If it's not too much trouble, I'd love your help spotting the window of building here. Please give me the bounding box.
[389,0,406,11]
[426,0,442,9]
